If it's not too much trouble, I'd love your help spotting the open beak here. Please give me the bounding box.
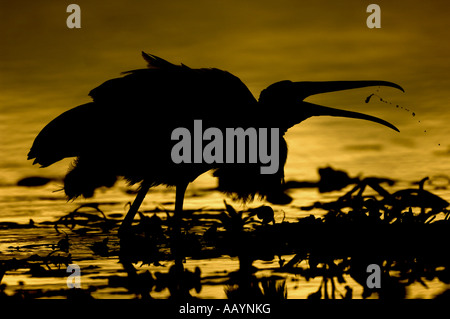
[302,101,400,132]
[294,80,403,132]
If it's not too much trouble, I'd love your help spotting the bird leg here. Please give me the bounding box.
[118,180,152,236]
[175,182,188,215]
[171,181,188,269]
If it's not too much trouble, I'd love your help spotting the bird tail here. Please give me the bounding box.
[64,158,117,200]
[28,103,96,167]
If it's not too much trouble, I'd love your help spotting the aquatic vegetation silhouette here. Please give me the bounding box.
[0,236,81,300]
[225,276,287,300]
[17,176,52,187]
[304,176,449,223]
[3,171,450,299]
[108,263,202,299]
[284,166,361,194]
[54,203,116,234]
[280,176,450,299]
[90,238,109,256]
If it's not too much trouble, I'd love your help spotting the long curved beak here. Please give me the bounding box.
[293,80,404,100]
[303,101,400,132]
[295,80,403,132]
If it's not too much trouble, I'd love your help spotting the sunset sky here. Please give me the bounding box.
[1,1,448,100]
[1,0,449,182]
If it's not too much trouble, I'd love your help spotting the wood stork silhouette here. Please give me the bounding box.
[28,52,403,234]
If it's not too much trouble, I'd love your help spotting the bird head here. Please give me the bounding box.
[258,80,403,132]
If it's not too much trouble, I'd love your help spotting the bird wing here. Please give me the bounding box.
[29,53,259,168]
[88,53,259,127]
[28,103,102,167]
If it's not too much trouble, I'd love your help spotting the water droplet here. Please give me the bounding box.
[365,94,374,103]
